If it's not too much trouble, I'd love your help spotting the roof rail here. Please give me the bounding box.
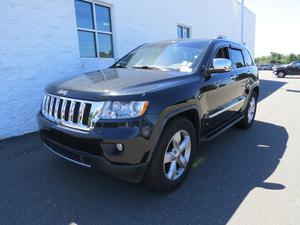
[216,35,227,39]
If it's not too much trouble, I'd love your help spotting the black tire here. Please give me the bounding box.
[145,116,196,192]
[277,71,286,78]
[236,91,258,129]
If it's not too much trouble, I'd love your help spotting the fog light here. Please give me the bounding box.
[116,143,123,152]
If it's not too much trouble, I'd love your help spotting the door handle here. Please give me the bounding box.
[230,74,237,79]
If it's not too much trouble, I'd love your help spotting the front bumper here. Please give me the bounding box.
[37,112,159,183]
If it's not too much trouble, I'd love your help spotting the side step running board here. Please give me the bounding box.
[200,115,244,142]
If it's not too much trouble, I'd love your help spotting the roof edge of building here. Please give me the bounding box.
[234,0,256,17]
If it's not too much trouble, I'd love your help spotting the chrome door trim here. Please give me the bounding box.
[208,98,246,119]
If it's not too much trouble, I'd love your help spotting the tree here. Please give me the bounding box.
[255,52,300,64]
[288,53,297,62]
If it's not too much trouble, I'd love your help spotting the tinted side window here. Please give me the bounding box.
[214,47,230,59]
[230,49,245,69]
[243,50,254,66]
[293,62,300,68]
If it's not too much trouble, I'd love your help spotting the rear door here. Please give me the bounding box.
[228,48,248,110]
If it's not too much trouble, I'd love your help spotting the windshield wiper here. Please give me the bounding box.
[112,64,130,68]
[131,65,169,71]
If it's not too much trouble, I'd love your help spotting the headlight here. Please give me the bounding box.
[101,101,149,119]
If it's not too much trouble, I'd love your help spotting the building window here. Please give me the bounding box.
[177,24,191,39]
[75,0,114,58]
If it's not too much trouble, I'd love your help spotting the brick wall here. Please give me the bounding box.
[0,0,255,139]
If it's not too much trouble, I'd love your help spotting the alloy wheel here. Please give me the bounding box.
[247,96,256,123]
[163,130,191,181]
[278,72,285,78]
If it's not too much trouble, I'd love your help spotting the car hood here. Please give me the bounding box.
[46,68,192,100]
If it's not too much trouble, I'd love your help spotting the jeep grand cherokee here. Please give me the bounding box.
[37,38,259,192]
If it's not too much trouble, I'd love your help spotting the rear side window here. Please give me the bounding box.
[243,50,254,66]
[229,49,245,69]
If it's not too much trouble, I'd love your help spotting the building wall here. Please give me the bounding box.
[0,0,255,139]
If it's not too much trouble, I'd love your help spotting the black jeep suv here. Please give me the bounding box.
[37,38,259,192]
[273,61,300,78]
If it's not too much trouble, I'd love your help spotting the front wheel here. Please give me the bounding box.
[277,71,286,78]
[236,91,258,129]
[145,117,196,192]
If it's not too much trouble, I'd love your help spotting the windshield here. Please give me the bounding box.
[114,41,209,73]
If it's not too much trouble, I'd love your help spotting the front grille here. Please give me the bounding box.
[42,93,104,131]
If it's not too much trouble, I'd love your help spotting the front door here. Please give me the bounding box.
[203,47,242,133]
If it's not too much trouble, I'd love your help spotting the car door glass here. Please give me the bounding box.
[294,62,300,68]
[211,47,230,70]
[229,49,245,69]
[243,50,254,66]
[214,47,230,59]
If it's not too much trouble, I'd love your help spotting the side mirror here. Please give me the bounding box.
[207,58,232,75]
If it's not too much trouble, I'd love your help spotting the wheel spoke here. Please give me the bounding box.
[164,152,174,164]
[172,132,181,150]
[177,154,188,168]
[179,136,191,152]
[247,97,256,123]
[167,160,177,180]
[250,99,255,108]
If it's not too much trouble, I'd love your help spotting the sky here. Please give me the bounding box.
[244,0,300,57]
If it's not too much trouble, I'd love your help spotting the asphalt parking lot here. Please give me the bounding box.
[0,71,299,225]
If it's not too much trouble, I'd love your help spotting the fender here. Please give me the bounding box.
[144,102,203,165]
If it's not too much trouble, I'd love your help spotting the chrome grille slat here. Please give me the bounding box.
[89,103,104,127]
[68,101,76,123]
[54,98,60,121]
[42,95,47,115]
[45,95,50,116]
[42,93,104,132]
[61,99,68,121]
[49,96,54,116]
[78,103,86,125]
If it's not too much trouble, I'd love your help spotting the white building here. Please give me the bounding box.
[0,0,255,139]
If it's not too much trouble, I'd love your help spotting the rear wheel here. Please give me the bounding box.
[145,117,196,192]
[277,71,286,78]
[236,91,258,129]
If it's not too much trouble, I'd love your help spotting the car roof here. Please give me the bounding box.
[152,38,247,50]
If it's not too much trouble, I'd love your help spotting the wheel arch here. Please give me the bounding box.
[241,83,259,112]
[253,85,259,97]
[145,104,203,165]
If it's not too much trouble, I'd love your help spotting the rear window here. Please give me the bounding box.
[230,49,245,69]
